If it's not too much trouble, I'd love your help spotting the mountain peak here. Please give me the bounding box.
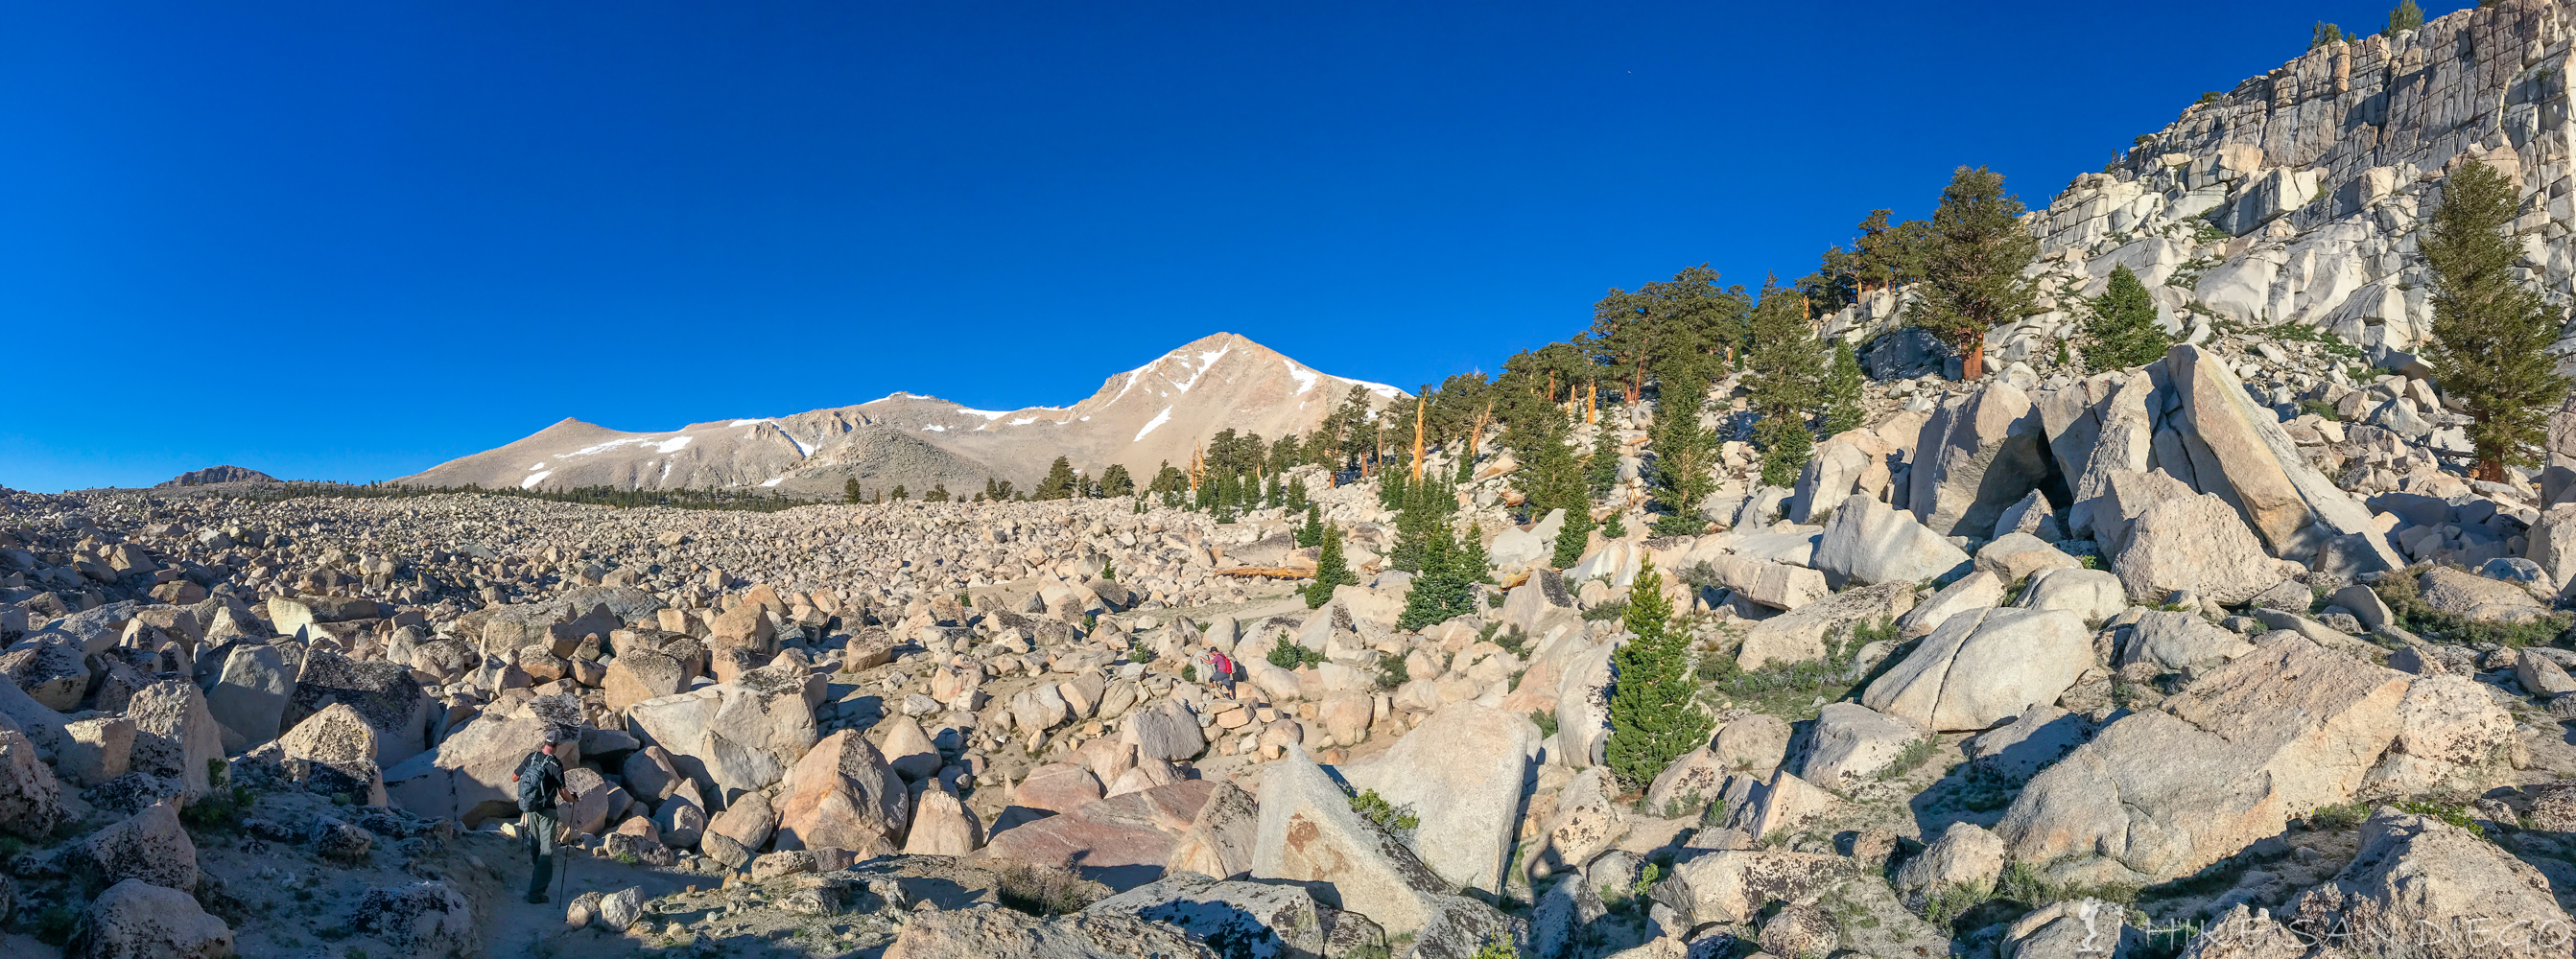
[391,330,1404,498]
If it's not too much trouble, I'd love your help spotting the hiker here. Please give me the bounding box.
[1202,646,1236,690]
[512,726,575,903]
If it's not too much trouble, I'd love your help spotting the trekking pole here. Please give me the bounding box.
[556,822,573,905]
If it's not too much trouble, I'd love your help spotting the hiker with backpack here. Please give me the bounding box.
[1201,646,1236,691]
[512,726,576,903]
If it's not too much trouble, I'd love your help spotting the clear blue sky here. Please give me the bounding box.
[0,1,2461,491]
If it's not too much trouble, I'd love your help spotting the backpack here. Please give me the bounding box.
[513,751,559,814]
[1209,651,1235,679]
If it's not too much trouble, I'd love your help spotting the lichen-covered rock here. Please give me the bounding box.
[2290,809,2574,958]
[0,727,64,840]
[66,878,233,959]
[350,880,475,956]
[126,680,225,804]
[276,648,433,768]
[1087,870,1386,959]
[278,702,388,806]
[84,800,198,892]
[310,814,376,862]
[1649,849,1853,927]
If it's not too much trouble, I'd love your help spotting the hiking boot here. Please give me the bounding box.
[526,892,549,904]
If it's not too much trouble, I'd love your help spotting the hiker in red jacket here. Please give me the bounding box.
[1203,647,1237,689]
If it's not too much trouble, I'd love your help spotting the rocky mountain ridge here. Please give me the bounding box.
[1830,0,2576,385]
[394,333,1406,502]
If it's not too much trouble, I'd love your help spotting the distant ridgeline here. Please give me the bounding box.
[244,481,819,513]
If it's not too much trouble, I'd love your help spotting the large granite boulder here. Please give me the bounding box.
[1251,746,1521,955]
[1801,703,1932,788]
[1736,581,1917,670]
[383,714,555,826]
[1341,702,1540,899]
[83,800,197,893]
[1998,636,2408,883]
[277,702,387,806]
[2112,492,2299,605]
[1649,849,1854,927]
[1905,381,2054,538]
[981,779,1223,891]
[1860,608,2092,732]
[772,729,910,857]
[204,643,294,746]
[276,649,432,768]
[126,680,224,804]
[1813,495,1972,588]
[0,728,63,839]
[624,664,820,804]
[2166,344,2402,570]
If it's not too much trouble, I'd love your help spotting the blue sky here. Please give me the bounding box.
[0,1,2463,491]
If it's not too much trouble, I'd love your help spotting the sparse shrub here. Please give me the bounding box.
[1877,737,1939,782]
[1918,881,1995,927]
[34,903,79,944]
[2306,802,2370,830]
[1529,710,1559,737]
[1580,597,1628,621]
[2374,563,2575,646]
[1266,634,1321,669]
[1349,789,1421,835]
[2396,799,2486,838]
[1375,652,1409,690]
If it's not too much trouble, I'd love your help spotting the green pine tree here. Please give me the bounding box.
[1297,503,1324,548]
[1822,339,1865,436]
[2311,21,2352,49]
[2385,0,2422,35]
[1397,523,1470,630]
[1647,355,1720,536]
[2421,159,2575,481]
[1037,456,1078,500]
[1455,523,1494,584]
[1600,509,1627,540]
[1453,449,1475,484]
[1098,463,1135,497]
[1586,423,1622,496]
[1286,477,1311,512]
[891,484,909,502]
[842,478,863,504]
[1745,281,1824,488]
[1907,166,2038,380]
[1308,525,1356,608]
[1552,503,1595,569]
[2083,264,2172,370]
[926,483,950,503]
[1604,558,1713,790]
[1756,414,1814,488]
